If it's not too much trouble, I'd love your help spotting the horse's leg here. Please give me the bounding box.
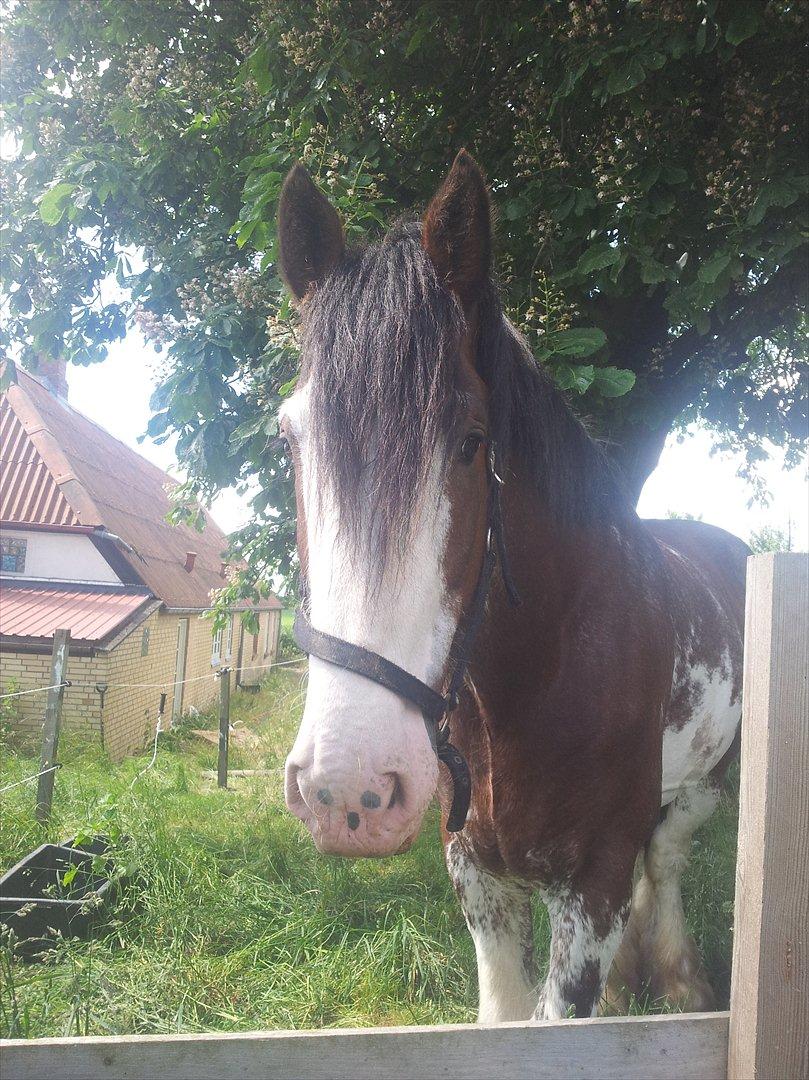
[535,881,631,1020]
[445,839,537,1022]
[608,777,719,1010]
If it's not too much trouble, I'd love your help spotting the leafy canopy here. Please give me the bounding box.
[1,0,806,605]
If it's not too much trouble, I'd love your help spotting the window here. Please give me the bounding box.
[141,626,150,657]
[225,615,233,660]
[1,538,27,574]
[211,625,223,666]
[264,611,272,656]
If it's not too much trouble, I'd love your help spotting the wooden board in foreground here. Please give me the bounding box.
[728,553,809,1080]
[1,1011,728,1080]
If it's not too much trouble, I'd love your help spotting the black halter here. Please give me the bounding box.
[293,444,520,833]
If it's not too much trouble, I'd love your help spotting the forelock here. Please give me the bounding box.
[301,222,464,569]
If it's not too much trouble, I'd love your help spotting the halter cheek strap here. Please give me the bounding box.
[293,444,520,833]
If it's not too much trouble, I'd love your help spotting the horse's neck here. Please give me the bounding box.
[475,459,638,699]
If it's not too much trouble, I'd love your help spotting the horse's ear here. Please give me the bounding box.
[278,164,345,302]
[422,149,492,305]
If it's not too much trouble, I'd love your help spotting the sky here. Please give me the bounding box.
[65,329,808,551]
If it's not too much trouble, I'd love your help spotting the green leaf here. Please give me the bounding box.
[698,252,732,284]
[664,165,689,185]
[575,244,621,276]
[38,182,76,225]
[606,58,646,96]
[502,197,527,222]
[747,177,803,226]
[592,366,636,398]
[61,864,79,888]
[726,2,761,46]
[639,258,669,285]
[636,164,661,192]
[545,328,607,357]
[554,364,595,394]
[405,18,435,58]
[234,218,258,248]
[312,64,330,91]
[0,358,17,392]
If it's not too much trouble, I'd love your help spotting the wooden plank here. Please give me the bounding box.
[728,553,808,1080]
[35,629,70,823]
[217,666,230,789]
[1,1012,728,1080]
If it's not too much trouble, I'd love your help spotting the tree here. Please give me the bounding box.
[748,524,794,553]
[1,0,806,601]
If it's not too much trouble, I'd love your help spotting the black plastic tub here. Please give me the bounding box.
[0,835,119,959]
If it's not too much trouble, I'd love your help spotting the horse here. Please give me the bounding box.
[277,150,746,1022]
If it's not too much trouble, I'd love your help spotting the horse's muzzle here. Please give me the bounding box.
[284,755,433,858]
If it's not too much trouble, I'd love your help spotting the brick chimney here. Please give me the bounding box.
[37,355,69,400]
[184,551,197,573]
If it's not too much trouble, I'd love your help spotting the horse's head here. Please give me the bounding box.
[279,151,497,857]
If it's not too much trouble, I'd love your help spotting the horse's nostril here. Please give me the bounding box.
[360,790,381,810]
[346,811,360,831]
[388,776,404,811]
[317,788,333,806]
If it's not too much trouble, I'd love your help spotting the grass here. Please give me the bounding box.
[0,670,738,1039]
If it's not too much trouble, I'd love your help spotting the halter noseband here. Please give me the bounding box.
[293,443,520,833]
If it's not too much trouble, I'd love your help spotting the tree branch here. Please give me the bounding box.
[665,258,808,378]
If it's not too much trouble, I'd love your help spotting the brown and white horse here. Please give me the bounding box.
[277,151,746,1021]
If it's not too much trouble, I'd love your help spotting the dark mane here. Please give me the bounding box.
[303,221,631,566]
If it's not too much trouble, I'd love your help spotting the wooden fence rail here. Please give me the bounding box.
[0,1013,729,1080]
[2,554,806,1080]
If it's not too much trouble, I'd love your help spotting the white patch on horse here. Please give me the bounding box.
[537,890,627,1020]
[282,384,455,844]
[282,383,456,681]
[610,778,719,1011]
[445,840,537,1023]
[662,649,739,805]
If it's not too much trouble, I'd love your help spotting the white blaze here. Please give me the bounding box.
[282,383,455,828]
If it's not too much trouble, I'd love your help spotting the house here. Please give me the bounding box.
[0,359,282,760]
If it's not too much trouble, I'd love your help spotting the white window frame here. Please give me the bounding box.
[225,615,234,660]
[211,624,223,666]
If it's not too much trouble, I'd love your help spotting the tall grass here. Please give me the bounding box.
[0,670,738,1038]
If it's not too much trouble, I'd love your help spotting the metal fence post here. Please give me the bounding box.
[36,628,70,824]
[217,667,231,789]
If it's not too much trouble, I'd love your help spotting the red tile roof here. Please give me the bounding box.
[1,368,280,612]
[0,398,78,526]
[0,584,156,646]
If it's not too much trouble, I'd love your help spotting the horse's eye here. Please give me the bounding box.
[459,433,484,465]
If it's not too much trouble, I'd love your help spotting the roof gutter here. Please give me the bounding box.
[0,520,97,535]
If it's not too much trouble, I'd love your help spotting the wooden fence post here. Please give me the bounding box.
[35,628,70,824]
[217,667,231,789]
[728,553,808,1080]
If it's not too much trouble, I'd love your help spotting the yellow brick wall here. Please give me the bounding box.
[1,606,278,761]
[103,609,177,760]
[0,649,107,746]
[103,610,229,760]
[237,609,281,686]
[177,612,226,715]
